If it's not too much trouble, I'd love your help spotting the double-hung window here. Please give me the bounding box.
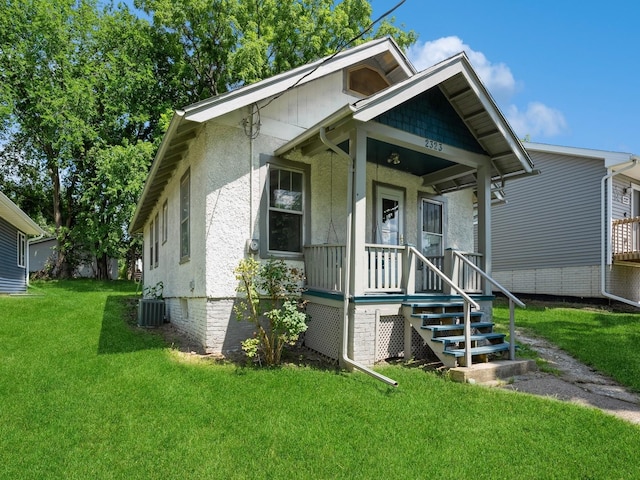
[268,166,304,254]
[162,200,168,244]
[180,169,190,262]
[149,219,154,270]
[154,212,159,267]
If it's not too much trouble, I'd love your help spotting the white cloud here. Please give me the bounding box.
[506,102,568,139]
[407,36,517,102]
[407,36,568,140]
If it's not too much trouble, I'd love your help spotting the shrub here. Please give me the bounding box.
[234,258,307,365]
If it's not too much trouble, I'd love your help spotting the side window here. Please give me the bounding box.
[268,166,304,254]
[149,219,154,270]
[154,212,159,268]
[162,200,168,244]
[180,169,190,262]
[17,232,26,268]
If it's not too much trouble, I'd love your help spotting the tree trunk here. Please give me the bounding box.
[95,253,110,280]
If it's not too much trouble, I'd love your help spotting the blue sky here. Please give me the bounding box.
[376,0,640,154]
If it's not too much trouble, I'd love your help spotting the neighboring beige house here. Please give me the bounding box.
[28,236,120,280]
[130,38,535,378]
[492,142,640,307]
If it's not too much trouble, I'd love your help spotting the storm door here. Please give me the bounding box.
[371,186,404,291]
[420,198,444,292]
[375,186,404,245]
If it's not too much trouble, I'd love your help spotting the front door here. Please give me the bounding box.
[375,186,404,245]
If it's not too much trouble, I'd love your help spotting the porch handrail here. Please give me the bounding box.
[408,246,479,367]
[451,250,525,361]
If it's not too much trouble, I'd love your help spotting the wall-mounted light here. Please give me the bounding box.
[387,152,400,165]
[623,187,631,195]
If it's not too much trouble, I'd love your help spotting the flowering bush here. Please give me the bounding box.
[234,258,307,365]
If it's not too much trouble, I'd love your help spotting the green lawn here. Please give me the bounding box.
[1,281,639,479]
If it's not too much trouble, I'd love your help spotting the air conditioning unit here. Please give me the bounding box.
[138,299,166,327]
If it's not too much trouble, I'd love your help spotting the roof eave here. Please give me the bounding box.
[129,110,186,234]
[0,191,46,236]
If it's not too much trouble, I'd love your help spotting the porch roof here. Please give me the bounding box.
[276,52,535,194]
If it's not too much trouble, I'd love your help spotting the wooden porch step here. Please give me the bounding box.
[422,321,494,332]
[432,333,506,345]
[444,342,510,358]
[411,311,484,321]
[402,302,464,309]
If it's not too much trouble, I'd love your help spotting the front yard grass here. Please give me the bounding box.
[1,280,639,479]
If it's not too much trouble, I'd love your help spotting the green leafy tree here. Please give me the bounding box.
[0,0,178,278]
[134,0,417,102]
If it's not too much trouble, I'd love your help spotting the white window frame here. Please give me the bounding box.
[267,165,305,255]
[17,231,26,268]
[149,219,154,270]
[180,169,190,263]
[154,212,159,268]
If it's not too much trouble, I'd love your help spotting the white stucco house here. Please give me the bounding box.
[129,38,535,379]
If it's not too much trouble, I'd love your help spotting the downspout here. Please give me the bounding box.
[600,156,640,307]
[319,127,398,387]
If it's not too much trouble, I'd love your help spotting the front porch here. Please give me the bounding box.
[303,245,524,370]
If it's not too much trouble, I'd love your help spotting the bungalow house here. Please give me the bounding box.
[492,142,640,307]
[0,191,46,293]
[129,37,535,379]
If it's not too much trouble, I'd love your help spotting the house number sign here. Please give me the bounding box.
[425,138,444,152]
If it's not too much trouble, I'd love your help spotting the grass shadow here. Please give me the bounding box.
[97,295,167,355]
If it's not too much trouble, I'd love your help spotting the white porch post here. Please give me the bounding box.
[351,127,368,296]
[476,164,492,296]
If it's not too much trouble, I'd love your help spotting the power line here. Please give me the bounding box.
[260,0,407,111]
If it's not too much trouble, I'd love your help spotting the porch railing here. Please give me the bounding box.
[612,217,640,256]
[451,250,525,361]
[365,243,405,292]
[449,251,483,293]
[304,244,345,292]
[304,244,482,295]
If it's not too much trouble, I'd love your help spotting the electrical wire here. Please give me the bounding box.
[260,0,407,111]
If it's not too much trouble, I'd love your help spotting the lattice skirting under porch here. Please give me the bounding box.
[303,303,430,364]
